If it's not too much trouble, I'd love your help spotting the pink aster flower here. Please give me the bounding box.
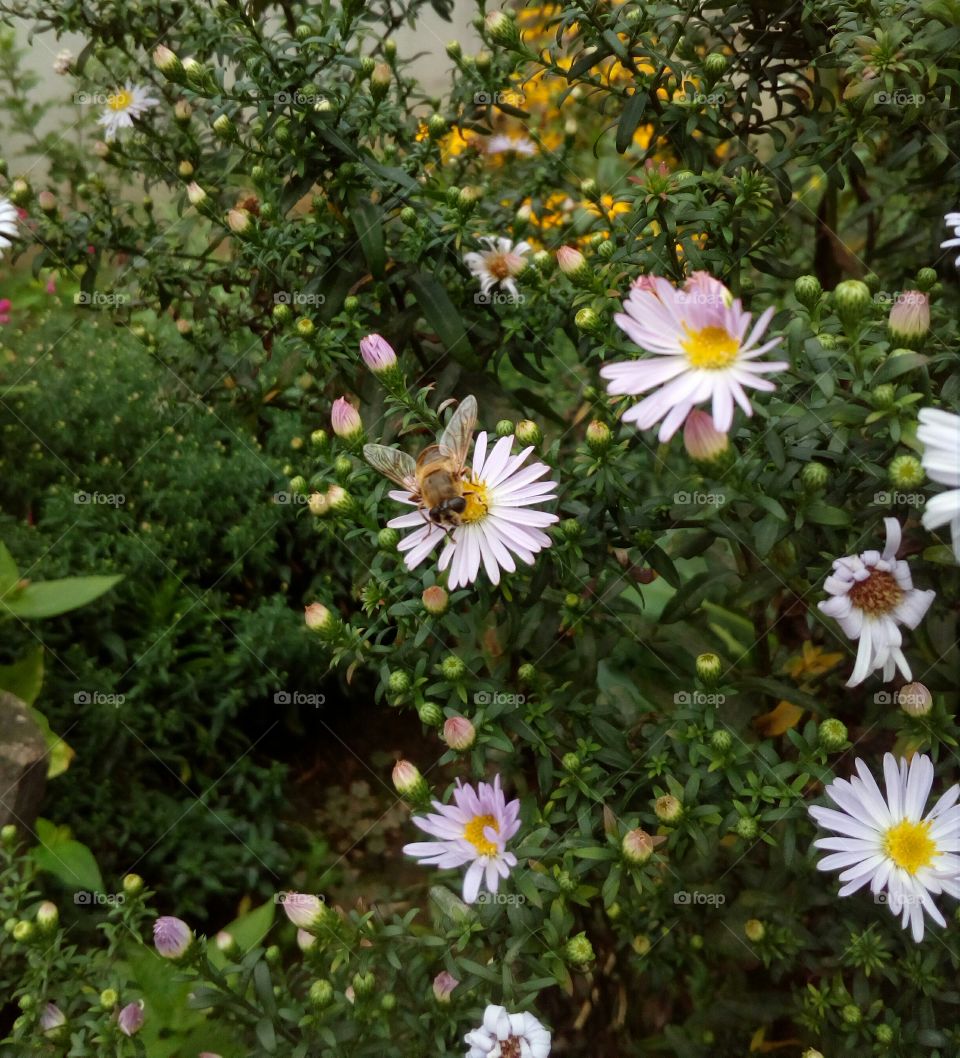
[601,272,788,441]
[403,775,520,903]
[359,333,397,373]
[818,518,935,687]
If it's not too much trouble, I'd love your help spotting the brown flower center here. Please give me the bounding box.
[848,569,903,616]
[500,1038,522,1058]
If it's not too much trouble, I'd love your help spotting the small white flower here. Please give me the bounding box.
[818,517,934,686]
[464,1004,551,1058]
[464,236,531,298]
[940,211,960,267]
[0,195,19,258]
[97,83,160,141]
[917,407,960,561]
[485,133,537,157]
[53,49,74,75]
[809,752,960,943]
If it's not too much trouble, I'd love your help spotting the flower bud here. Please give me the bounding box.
[370,62,392,100]
[1,824,17,846]
[585,419,612,453]
[418,702,444,727]
[899,681,933,716]
[307,492,328,516]
[272,302,292,324]
[118,1000,144,1036]
[122,873,144,896]
[562,752,581,773]
[309,979,334,1008]
[331,398,363,441]
[428,113,448,138]
[841,1005,861,1026]
[13,921,34,941]
[564,932,595,967]
[297,928,316,951]
[153,916,192,959]
[378,527,400,550]
[441,655,466,681]
[495,418,514,438]
[183,58,207,84]
[888,290,929,347]
[710,729,732,752]
[387,670,411,694]
[818,718,848,751]
[794,274,822,308]
[352,971,376,999]
[153,44,182,78]
[422,585,449,615]
[915,267,937,292]
[801,1050,825,1058]
[801,462,828,491]
[889,454,923,488]
[289,475,308,496]
[400,206,417,226]
[484,10,521,48]
[186,182,207,207]
[443,716,476,751]
[557,245,590,284]
[517,662,537,682]
[574,307,603,335]
[279,892,327,929]
[704,52,727,78]
[359,333,398,375]
[533,249,554,275]
[683,410,728,463]
[326,484,353,513]
[432,970,459,1003]
[226,208,251,235]
[304,602,336,635]
[392,759,428,800]
[296,316,315,337]
[515,419,542,446]
[622,827,655,865]
[215,930,238,955]
[35,901,58,933]
[174,98,192,123]
[696,652,722,686]
[833,278,871,330]
[744,919,765,942]
[654,794,683,824]
[40,1003,66,1035]
[445,40,462,59]
[212,113,236,140]
[37,190,57,213]
[735,815,758,839]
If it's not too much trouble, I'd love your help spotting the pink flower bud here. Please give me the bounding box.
[331,397,362,440]
[297,928,317,951]
[443,716,476,751]
[304,602,335,634]
[888,290,929,347]
[556,244,587,279]
[279,892,327,929]
[432,970,459,1003]
[392,759,427,799]
[683,410,729,462]
[153,916,192,958]
[359,333,398,373]
[40,1003,66,1033]
[118,1000,145,1037]
[422,585,449,615]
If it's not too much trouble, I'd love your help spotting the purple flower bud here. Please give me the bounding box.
[432,970,459,1003]
[118,1000,145,1037]
[279,892,327,929]
[331,397,362,440]
[153,916,192,959]
[40,1003,66,1033]
[359,333,398,374]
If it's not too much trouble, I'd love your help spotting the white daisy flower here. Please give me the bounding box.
[97,83,160,141]
[0,195,19,258]
[600,271,788,441]
[917,408,960,561]
[464,1004,551,1058]
[485,133,537,157]
[941,211,960,267]
[403,775,521,904]
[464,237,531,299]
[818,518,935,687]
[365,396,558,590]
[809,752,960,942]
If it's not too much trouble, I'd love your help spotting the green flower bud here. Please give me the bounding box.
[1,824,17,846]
[387,670,411,694]
[370,62,392,101]
[35,902,58,933]
[818,718,848,751]
[564,593,580,609]
[580,177,598,199]
[744,918,765,942]
[428,113,448,138]
[585,420,612,453]
[833,279,872,330]
[296,317,315,338]
[517,663,536,683]
[704,52,727,78]
[484,10,521,48]
[696,652,722,687]
[352,971,376,998]
[710,729,732,752]
[562,752,581,773]
[622,828,655,865]
[875,1024,894,1044]
[380,992,396,1011]
[801,462,829,490]
[735,815,758,839]
[495,419,514,438]
[272,302,292,324]
[871,384,895,409]
[265,944,281,965]
[440,655,466,681]
[898,681,932,717]
[358,56,376,78]
[596,239,615,259]
[654,794,683,824]
[400,206,417,226]
[12,921,34,942]
[122,873,144,895]
[445,40,462,59]
[334,454,352,478]
[515,419,542,446]
[100,988,119,1010]
[817,332,839,350]
[309,980,334,1007]
[841,1004,861,1026]
[794,274,822,308]
[474,50,492,72]
[212,113,235,140]
[889,454,923,488]
[915,267,938,292]
[418,702,444,727]
[533,249,554,275]
[564,932,595,967]
[560,519,583,540]
[311,428,328,448]
[575,307,604,335]
[378,527,400,550]
[343,295,359,313]
[289,476,308,497]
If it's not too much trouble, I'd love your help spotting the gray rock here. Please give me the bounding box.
[0,691,47,831]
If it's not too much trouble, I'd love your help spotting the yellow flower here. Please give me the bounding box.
[783,642,845,681]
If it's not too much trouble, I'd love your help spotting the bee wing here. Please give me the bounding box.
[363,444,418,492]
[437,395,477,472]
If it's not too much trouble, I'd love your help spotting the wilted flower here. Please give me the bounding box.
[331,397,363,440]
[818,518,935,686]
[403,775,520,903]
[888,290,929,347]
[153,916,192,958]
[97,84,159,141]
[917,408,960,561]
[465,1004,551,1058]
[601,272,787,441]
[359,333,398,374]
[464,236,530,299]
[279,892,326,930]
[809,752,960,942]
[118,1000,145,1037]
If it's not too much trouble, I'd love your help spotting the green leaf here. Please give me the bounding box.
[31,818,103,891]
[0,646,43,705]
[352,199,386,278]
[209,898,277,967]
[29,707,75,779]
[615,91,648,154]
[408,274,479,367]
[0,541,19,596]
[0,574,122,619]
[871,351,928,384]
[803,501,851,527]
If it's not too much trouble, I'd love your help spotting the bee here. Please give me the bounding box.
[364,395,482,531]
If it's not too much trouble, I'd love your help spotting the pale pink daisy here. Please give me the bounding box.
[818,518,935,687]
[403,775,520,903]
[809,752,960,942]
[465,1004,551,1058]
[463,237,531,298]
[917,408,960,561]
[601,271,788,441]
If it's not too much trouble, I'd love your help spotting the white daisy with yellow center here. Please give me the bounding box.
[463,236,531,300]
[97,83,160,141]
[403,775,521,904]
[601,271,788,441]
[818,518,935,687]
[810,752,960,942]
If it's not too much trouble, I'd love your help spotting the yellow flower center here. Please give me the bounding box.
[848,569,903,616]
[884,818,936,874]
[107,89,134,112]
[681,325,740,370]
[464,813,499,856]
[486,252,521,281]
[459,480,490,523]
